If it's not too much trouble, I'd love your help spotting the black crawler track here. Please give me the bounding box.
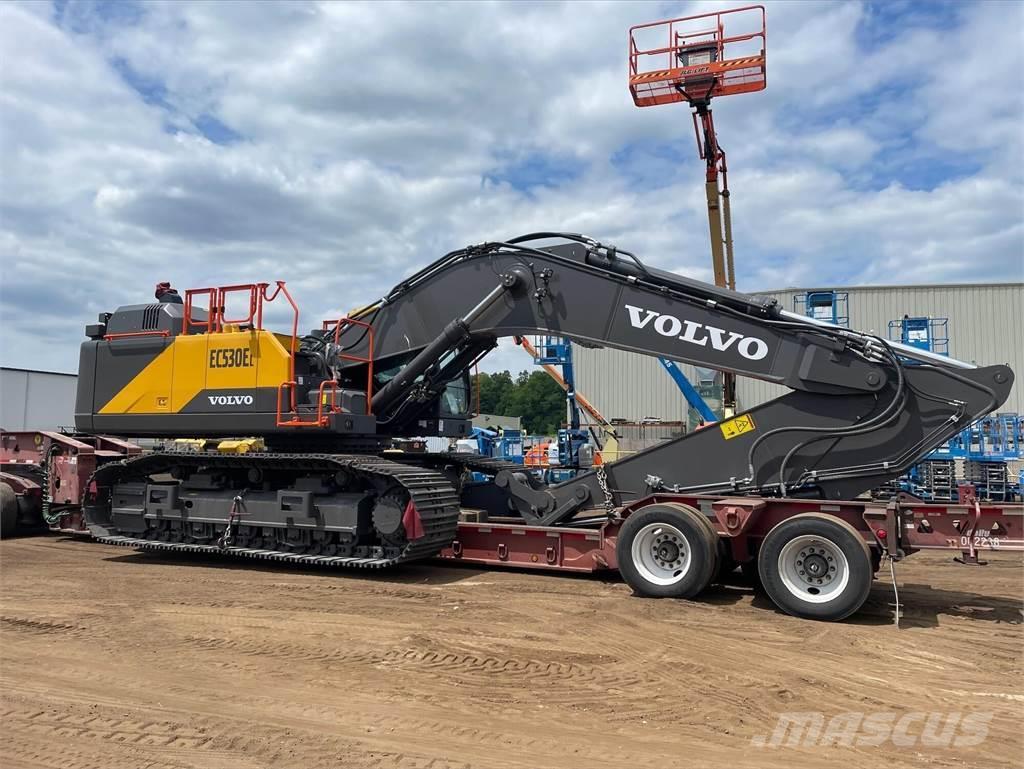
[407,451,529,478]
[94,535,413,568]
[86,452,460,568]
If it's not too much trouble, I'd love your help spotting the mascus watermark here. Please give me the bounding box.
[752,711,992,748]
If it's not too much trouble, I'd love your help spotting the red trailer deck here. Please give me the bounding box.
[0,430,141,534]
[436,490,1023,621]
[442,491,1023,572]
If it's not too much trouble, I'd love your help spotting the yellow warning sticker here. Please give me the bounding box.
[720,414,756,440]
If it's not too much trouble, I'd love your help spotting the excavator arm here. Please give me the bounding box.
[329,234,1013,525]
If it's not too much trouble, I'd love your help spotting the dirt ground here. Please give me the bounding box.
[0,536,1021,769]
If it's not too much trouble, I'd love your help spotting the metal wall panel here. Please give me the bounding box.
[574,283,1024,420]
[0,368,78,431]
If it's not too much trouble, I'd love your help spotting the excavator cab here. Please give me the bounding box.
[368,352,473,437]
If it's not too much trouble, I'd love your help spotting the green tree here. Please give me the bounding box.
[474,370,514,415]
[471,370,567,434]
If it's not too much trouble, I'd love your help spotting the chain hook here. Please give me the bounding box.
[218,488,248,550]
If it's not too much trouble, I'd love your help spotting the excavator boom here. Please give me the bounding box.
[329,234,1011,521]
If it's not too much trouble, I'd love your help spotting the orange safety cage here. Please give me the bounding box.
[628,5,766,108]
[180,281,326,427]
[275,315,376,427]
[323,316,375,416]
[179,283,377,428]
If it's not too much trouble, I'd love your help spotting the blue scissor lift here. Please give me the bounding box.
[884,315,959,499]
[884,316,1021,502]
[794,291,850,327]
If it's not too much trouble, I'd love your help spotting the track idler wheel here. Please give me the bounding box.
[372,492,411,550]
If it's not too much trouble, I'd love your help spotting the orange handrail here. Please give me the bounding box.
[182,287,217,334]
[276,379,343,427]
[321,316,375,416]
[217,284,260,331]
[263,281,300,413]
[178,279,374,429]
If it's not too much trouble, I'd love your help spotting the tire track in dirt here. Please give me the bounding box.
[180,634,660,691]
[0,615,91,636]
[2,538,1022,769]
[0,695,366,769]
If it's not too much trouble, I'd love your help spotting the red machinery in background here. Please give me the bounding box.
[0,430,141,535]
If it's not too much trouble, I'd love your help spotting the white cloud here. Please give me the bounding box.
[1,0,1021,378]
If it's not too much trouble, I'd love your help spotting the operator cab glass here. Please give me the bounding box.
[439,374,470,418]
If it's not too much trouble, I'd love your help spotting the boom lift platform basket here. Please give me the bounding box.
[628,6,766,108]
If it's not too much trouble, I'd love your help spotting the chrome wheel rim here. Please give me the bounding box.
[631,522,691,586]
[778,534,849,604]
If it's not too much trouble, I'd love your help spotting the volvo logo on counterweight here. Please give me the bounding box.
[208,394,254,406]
[624,304,769,361]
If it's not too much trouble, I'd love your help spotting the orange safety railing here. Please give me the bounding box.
[324,316,375,416]
[182,287,218,334]
[177,280,304,426]
[182,284,269,334]
[276,379,343,428]
[628,5,766,108]
[276,315,375,427]
[218,284,260,329]
[263,281,305,426]
[177,280,376,428]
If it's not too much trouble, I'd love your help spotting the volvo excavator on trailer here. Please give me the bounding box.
[76,234,1015,620]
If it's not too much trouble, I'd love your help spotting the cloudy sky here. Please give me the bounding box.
[2,0,1022,375]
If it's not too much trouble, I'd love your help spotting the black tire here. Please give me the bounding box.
[617,503,719,599]
[758,513,873,621]
[1,482,17,538]
[692,505,725,582]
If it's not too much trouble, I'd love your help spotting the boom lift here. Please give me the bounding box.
[77,233,1014,619]
[518,335,621,463]
[522,335,589,469]
[629,5,767,415]
[658,359,719,424]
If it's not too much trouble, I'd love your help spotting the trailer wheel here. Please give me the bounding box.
[1,482,17,538]
[758,513,872,621]
[617,503,718,599]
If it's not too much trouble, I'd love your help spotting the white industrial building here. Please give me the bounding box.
[1,367,79,431]
[573,282,1024,422]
